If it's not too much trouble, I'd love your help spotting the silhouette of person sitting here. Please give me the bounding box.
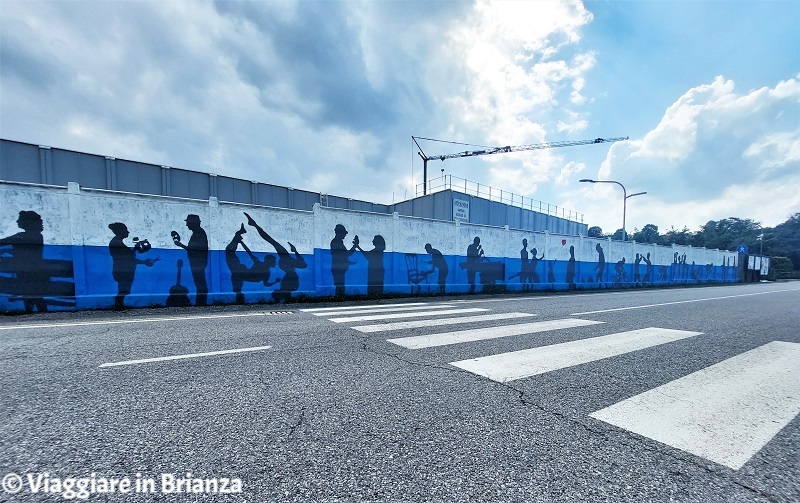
[466,237,484,293]
[108,222,157,309]
[355,235,386,296]
[225,224,278,304]
[245,212,307,303]
[330,224,358,297]
[0,210,47,312]
[615,257,626,280]
[425,243,448,293]
[172,214,209,306]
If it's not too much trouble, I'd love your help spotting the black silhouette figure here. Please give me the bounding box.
[595,244,606,285]
[509,239,531,287]
[166,259,191,307]
[509,239,543,289]
[634,253,642,284]
[672,252,680,282]
[465,237,484,293]
[614,257,627,287]
[245,213,308,303]
[225,224,278,304]
[0,211,48,312]
[109,222,157,309]
[172,214,209,306]
[642,252,653,284]
[424,243,448,293]
[355,234,386,296]
[566,245,576,287]
[330,224,358,297]
[529,246,544,284]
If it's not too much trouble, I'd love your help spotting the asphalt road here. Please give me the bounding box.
[1,282,799,502]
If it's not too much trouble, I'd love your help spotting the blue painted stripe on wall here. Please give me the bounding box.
[0,244,739,312]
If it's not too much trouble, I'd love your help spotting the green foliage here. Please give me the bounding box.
[768,256,795,280]
[631,223,659,243]
[588,226,604,238]
[593,214,800,271]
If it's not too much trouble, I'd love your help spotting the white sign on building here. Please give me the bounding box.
[453,198,470,223]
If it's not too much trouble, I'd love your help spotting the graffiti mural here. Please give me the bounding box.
[172,214,209,306]
[108,222,158,309]
[0,211,75,312]
[330,224,358,297]
[0,182,743,312]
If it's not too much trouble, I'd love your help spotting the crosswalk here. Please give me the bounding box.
[299,301,800,471]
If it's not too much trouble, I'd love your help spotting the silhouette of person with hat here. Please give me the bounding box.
[330,224,358,297]
[172,214,209,305]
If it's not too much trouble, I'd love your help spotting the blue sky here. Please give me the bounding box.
[1,0,798,236]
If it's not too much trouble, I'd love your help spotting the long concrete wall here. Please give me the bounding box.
[0,181,740,312]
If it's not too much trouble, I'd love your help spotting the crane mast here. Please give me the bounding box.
[413,136,628,195]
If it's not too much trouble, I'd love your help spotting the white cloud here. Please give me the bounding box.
[583,76,800,233]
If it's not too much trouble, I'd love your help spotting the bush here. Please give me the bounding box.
[768,256,796,280]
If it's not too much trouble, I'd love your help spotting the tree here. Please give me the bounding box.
[588,226,604,238]
[632,224,659,243]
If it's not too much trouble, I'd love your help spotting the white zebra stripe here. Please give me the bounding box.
[450,327,702,382]
[388,318,603,349]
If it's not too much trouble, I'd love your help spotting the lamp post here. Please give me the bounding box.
[580,179,646,241]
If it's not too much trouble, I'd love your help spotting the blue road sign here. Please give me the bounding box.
[737,245,748,254]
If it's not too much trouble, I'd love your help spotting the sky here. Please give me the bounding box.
[1,0,798,235]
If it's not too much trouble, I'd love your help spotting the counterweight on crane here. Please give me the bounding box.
[412,136,628,195]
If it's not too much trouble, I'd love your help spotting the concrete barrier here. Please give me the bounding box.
[0,181,740,312]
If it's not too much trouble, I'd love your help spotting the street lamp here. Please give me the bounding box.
[580,179,647,241]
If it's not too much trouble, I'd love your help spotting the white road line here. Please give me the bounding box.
[99,345,273,368]
[0,312,287,331]
[450,327,702,382]
[353,312,538,333]
[571,288,800,315]
[310,304,457,317]
[589,341,800,470]
[329,307,489,323]
[387,318,603,350]
[300,302,431,313]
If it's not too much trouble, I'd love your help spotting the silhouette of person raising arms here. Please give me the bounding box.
[172,214,209,306]
[225,224,278,304]
[108,222,157,309]
[354,235,386,296]
[245,213,307,303]
[425,243,448,293]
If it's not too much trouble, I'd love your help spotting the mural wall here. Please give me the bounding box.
[0,182,741,312]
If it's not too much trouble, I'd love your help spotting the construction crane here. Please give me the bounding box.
[412,136,629,195]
